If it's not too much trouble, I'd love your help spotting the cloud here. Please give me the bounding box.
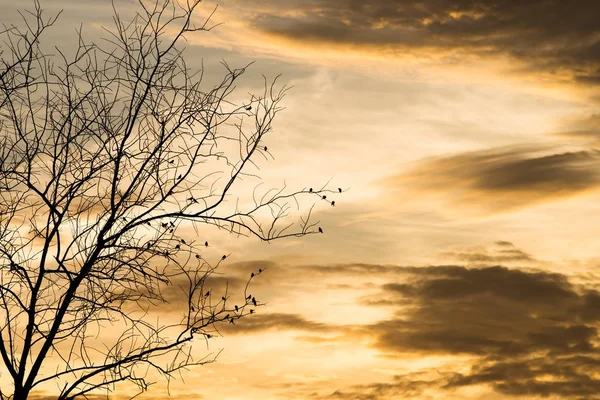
[324,372,440,400]
[553,114,600,141]
[221,312,335,334]
[442,243,535,264]
[445,356,600,399]
[229,0,600,85]
[212,247,600,399]
[385,144,600,213]
[339,263,600,399]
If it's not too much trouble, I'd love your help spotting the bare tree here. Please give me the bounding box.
[0,1,339,398]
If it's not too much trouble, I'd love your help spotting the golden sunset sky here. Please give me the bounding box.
[2,0,600,399]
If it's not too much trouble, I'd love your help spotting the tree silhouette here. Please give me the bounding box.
[0,1,339,398]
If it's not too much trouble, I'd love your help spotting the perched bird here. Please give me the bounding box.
[205,291,210,297]
[245,105,252,111]
[322,195,327,200]
[230,318,235,324]
[175,244,180,250]
[169,160,174,164]
[161,223,168,228]
[318,227,323,233]
[338,188,342,193]
[251,272,254,278]
[164,251,169,256]
[169,229,174,233]
[178,174,182,179]
[191,305,195,311]
[252,297,257,306]
[222,296,226,301]
[205,241,209,247]
[235,305,239,312]
[195,254,200,259]
[222,255,227,260]
[146,221,151,226]
[181,239,186,244]
[309,188,313,193]
[331,201,335,207]
[188,196,197,203]
[250,309,254,314]
[258,268,262,273]
[246,294,252,300]
[225,314,230,319]
[264,146,268,151]
[206,334,212,339]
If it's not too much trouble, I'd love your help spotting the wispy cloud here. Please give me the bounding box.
[385,144,600,213]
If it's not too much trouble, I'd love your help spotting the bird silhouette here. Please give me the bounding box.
[251,272,254,278]
[252,297,257,306]
[181,239,186,244]
[222,255,227,260]
[222,296,226,301]
[235,305,239,312]
[146,221,151,226]
[338,188,342,193]
[191,305,195,311]
[169,160,174,164]
[169,229,174,233]
[164,251,169,256]
[178,174,182,179]
[205,241,209,247]
[245,105,252,111]
[195,254,200,259]
[205,291,210,297]
[175,244,180,250]
[318,227,323,233]
[206,334,212,338]
[225,313,230,319]
[250,309,254,314]
[309,188,313,193]
[188,196,197,203]
[331,201,335,207]
[264,146,268,151]
[161,223,168,228]
[258,268,262,273]
[246,295,252,300]
[322,195,327,200]
[230,318,234,324]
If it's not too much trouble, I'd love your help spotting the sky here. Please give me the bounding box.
[2,0,600,399]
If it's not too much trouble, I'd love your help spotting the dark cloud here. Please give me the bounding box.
[236,0,600,84]
[168,251,600,399]
[443,249,534,264]
[445,356,600,399]
[387,144,600,212]
[222,312,334,334]
[324,372,437,400]
[345,264,600,399]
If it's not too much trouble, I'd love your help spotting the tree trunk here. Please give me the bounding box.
[13,386,29,400]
